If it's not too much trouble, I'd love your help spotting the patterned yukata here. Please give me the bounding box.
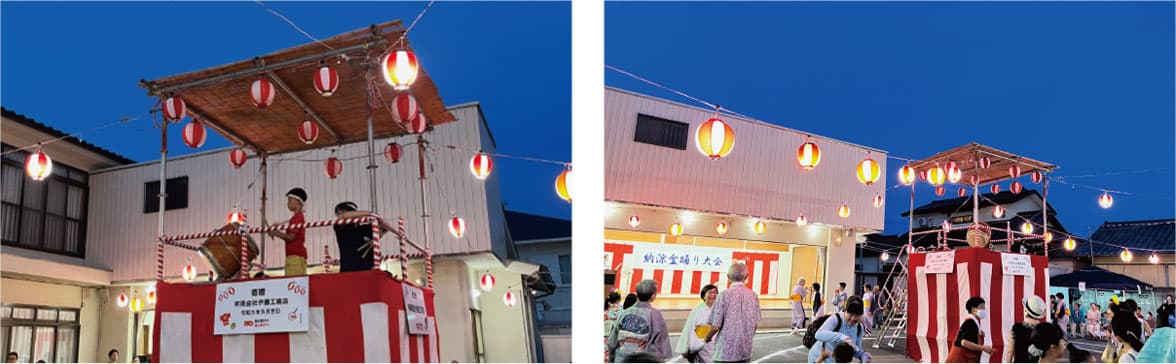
[708,282,761,362]
[792,284,807,330]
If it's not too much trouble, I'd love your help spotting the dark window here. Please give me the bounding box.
[950,215,974,224]
[144,177,189,213]
[1,144,87,258]
[0,304,79,363]
[558,254,572,284]
[634,114,689,150]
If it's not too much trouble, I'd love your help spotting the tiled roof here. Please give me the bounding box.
[1053,219,1175,258]
[2,107,135,165]
[505,210,570,242]
[865,211,1069,256]
[901,190,1055,217]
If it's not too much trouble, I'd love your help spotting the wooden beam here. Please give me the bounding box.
[185,104,261,152]
[264,71,341,140]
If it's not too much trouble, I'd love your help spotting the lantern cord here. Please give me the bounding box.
[1050,168,1171,180]
[391,0,437,50]
[606,65,720,111]
[432,144,570,166]
[253,1,335,51]
[971,193,1176,253]
[1046,177,1174,201]
[1,115,142,156]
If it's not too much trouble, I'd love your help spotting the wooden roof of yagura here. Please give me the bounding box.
[908,142,1059,186]
[140,20,455,155]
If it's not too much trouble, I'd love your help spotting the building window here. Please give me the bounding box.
[950,215,973,224]
[0,305,79,363]
[1,144,88,258]
[557,254,572,284]
[633,114,689,150]
[143,177,189,213]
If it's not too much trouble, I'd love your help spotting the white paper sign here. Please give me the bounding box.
[629,244,732,272]
[925,251,956,274]
[402,283,431,335]
[214,277,309,335]
[1001,253,1033,276]
[604,252,614,270]
[1079,282,1086,291]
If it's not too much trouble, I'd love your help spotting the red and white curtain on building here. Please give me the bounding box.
[906,248,1049,363]
[605,241,782,296]
[152,270,439,363]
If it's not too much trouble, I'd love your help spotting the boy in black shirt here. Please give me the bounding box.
[332,202,393,272]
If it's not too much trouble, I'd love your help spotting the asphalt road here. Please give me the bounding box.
[664,331,917,363]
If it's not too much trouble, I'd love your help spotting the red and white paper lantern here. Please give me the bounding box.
[479,273,496,291]
[935,185,946,196]
[163,97,186,121]
[754,220,766,234]
[969,175,980,186]
[25,147,53,181]
[873,194,885,208]
[382,50,419,91]
[946,161,962,184]
[628,215,641,228]
[470,153,493,180]
[990,184,1001,194]
[250,78,276,108]
[229,148,248,169]
[449,216,466,238]
[898,165,917,185]
[391,93,419,124]
[313,66,340,97]
[1009,165,1022,179]
[837,203,850,218]
[1031,171,1043,184]
[857,157,881,185]
[384,143,403,163]
[957,187,968,197]
[503,290,517,307]
[926,164,946,186]
[555,169,572,202]
[1010,181,1024,194]
[324,157,343,179]
[1098,192,1114,209]
[297,120,319,144]
[978,156,991,169]
[796,214,808,227]
[993,205,1005,218]
[797,141,821,170]
[117,292,129,308]
[695,117,735,159]
[182,120,207,149]
[408,113,428,134]
[715,221,729,235]
[182,261,197,282]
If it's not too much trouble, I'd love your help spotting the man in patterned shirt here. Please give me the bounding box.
[705,261,761,363]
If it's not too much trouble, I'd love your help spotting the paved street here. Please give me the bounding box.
[665,331,917,363]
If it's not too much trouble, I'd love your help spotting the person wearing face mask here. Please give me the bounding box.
[946,297,995,363]
[677,284,719,363]
[807,296,872,363]
[1027,322,1067,363]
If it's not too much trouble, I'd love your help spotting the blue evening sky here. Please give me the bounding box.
[2,2,571,219]
[607,2,1175,236]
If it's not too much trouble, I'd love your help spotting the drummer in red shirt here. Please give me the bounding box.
[268,188,308,276]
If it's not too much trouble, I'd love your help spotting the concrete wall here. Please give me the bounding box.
[471,265,534,363]
[429,258,477,363]
[540,335,571,363]
[0,278,102,363]
[514,241,572,328]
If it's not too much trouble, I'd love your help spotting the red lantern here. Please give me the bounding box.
[229,148,247,169]
[449,216,466,238]
[470,153,493,180]
[480,273,496,291]
[250,78,276,108]
[1098,191,1114,209]
[628,215,641,228]
[695,117,735,159]
[382,50,419,91]
[796,214,808,227]
[163,96,186,121]
[990,184,1000,194]
[1009,165,1022,179]
[1010,181,1024,194]
[555,169,572,202]
[958,187,968,197]
[503,290,517,307]
[935,186,945,196]
[227,209,247,225]
[754,220,766,234]
[117,292,129,308]
[969,175,980,186]
[898,165,916,185]
[182,120,207,149]
[1030,171,1043,184]
[837,203,850,218]
[797,141,821,170]
[715,221,729,235]
[926,164,946,186]
[1150,253,1160,265]
[297,120,319,144]
[324,157,343,179]
[384,143,403,163]
[147,290,157,304]
[313,66,340,97]
[391,93,420,124]
[408,112,428,134]
[856,158,881,185]
[918,170,928,182]
[946,161,962,184]
[25,147,53,181]
[993,205,1005,218]
[978,157,991,169]
[182,260,197,282]
[872,194,884,208]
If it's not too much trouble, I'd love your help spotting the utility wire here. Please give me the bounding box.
[1,115,143,156]
[254,1,335,51]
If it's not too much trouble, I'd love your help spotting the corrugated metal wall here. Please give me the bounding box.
[86,104,503,282]
[605,88,886,231]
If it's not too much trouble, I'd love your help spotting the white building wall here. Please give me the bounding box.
[85,103,504,282]
[605,88,887,231]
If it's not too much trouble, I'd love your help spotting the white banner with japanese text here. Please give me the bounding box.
[213,277,310,335]
[630,244,733,272]
[402,283,432,335]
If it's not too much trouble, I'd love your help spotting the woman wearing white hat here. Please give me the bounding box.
[1006,295,1048,363]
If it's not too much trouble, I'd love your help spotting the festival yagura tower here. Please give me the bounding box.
[603,87,888,330]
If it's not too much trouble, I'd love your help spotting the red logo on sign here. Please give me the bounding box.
[244,320,254,327]
[219,313,232,326]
